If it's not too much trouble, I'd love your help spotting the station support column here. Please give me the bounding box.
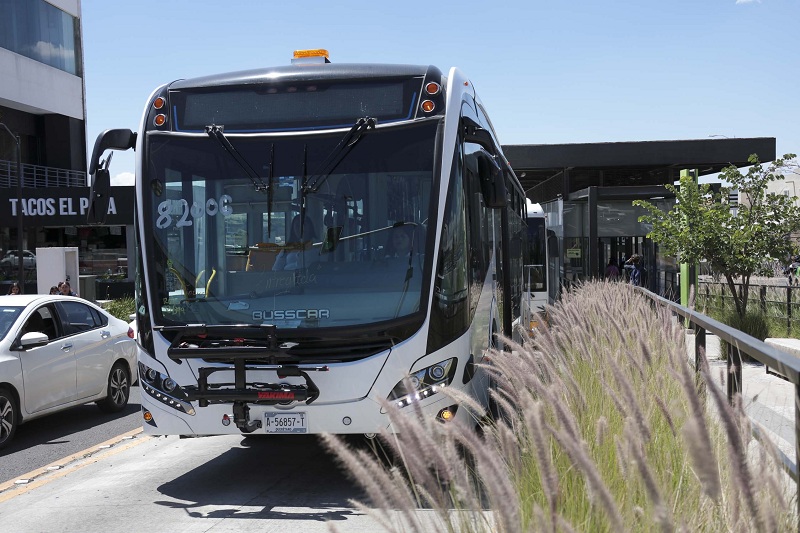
[680,169,699,307]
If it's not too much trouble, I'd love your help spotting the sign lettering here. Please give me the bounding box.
[0,186,133,227]
[9,196,118,217]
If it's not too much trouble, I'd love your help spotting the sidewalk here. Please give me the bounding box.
[686,332,796,463]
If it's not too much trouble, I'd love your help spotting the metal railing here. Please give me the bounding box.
[637,286,800,519]
[0,158,86,188]
[698,280,800,336]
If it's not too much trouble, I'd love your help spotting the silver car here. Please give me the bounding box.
[0,295,138,450]
[0,250,36,274]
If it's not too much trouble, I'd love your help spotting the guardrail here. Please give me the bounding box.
[636,286,800,519]
[0,159,85,188]
[698,280,800,335]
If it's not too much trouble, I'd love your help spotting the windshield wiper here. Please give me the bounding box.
[302,116,376,195]
[206,124,277,236]
[395,223,418,317]
[205,124,270,193]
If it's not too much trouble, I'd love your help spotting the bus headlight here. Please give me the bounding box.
[138,362,195,415]
[388,358,457,408]
[163,377,177,393]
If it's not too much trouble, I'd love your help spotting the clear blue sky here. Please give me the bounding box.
[82,0,800,185]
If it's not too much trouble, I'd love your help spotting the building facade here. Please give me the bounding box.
[0,0,133,294]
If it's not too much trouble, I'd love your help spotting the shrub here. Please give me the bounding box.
[324,281,794,532]
[720,308,771,362]
[103,296,135,322]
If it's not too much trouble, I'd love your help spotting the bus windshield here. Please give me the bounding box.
[143,119,439,329]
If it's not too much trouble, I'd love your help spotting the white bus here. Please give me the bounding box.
[88,50,528,436]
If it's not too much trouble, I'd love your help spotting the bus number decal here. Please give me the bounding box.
[176,199,191,227]
[156,194,233,229]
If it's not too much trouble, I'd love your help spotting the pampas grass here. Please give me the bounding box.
[323,280,795,532]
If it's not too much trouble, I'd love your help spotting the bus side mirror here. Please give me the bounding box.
[87,165,110,225]
[87,129,136,225]
[88,129,136,175]
[476,150,507,208]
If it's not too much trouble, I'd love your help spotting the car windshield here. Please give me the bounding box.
[0,306,23,340]
[144,119,440,329]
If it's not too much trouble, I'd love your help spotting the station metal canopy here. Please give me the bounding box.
[502,137,776,204]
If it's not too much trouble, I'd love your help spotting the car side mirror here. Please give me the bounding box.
[18,331,48,349]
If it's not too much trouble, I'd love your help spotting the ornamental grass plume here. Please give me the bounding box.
[323,281,795,532]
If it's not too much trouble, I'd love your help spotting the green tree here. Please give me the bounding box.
[634,153,800,319]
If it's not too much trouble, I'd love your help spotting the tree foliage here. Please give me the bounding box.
[634,153,800,319]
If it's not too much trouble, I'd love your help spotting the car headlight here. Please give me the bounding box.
[388,357,457,408]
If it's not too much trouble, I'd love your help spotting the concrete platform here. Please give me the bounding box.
[687,332,797,464]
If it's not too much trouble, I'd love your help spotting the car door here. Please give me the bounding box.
[56,300,114,400]
[18,304,78,414]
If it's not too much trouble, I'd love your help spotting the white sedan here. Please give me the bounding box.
[0,295,138,450]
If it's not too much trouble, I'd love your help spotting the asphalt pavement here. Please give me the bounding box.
[0,386,142,483]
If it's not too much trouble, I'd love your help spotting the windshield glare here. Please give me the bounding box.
[145,120,438,329]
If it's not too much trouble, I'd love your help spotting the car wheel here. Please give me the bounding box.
[0,386,19,450]
[97,363,131,413]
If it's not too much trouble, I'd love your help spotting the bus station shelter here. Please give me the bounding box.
[502,137,777,300]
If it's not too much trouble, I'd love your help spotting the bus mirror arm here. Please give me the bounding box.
[88,129,136,175]
[462,117,495,153]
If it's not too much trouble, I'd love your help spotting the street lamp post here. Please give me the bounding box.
[0,123,24,290]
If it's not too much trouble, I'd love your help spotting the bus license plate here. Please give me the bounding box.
[264,412,307,433]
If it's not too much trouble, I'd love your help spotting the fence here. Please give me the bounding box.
[0,159,85,188]
[637,286,800,521]
[698,280,800,336]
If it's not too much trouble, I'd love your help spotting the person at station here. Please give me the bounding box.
[7,282,20,295]
[624,254,644,286]
[604,258,620,280]
[59,281,77,296]
[794,259,800,287]
[273,215,318,271]
[785,257,799,285]
[384,224,415,258]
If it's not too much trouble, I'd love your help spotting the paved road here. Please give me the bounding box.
[0,432,402,533]
[0,386,141,484]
